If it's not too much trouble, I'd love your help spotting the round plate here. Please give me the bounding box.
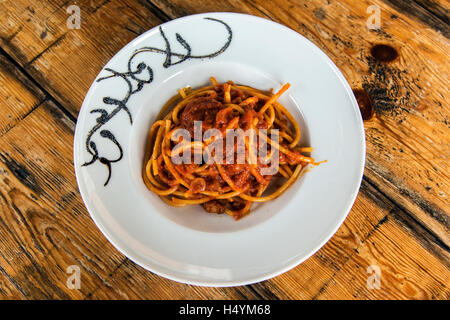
[74,12,365,286]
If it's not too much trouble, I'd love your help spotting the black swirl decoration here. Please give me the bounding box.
[82,17,232,186]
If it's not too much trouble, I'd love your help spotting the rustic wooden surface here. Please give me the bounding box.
[0,0,448,300]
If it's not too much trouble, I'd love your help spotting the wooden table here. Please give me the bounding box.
[0,0,448,300]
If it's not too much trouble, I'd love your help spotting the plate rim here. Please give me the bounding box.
[73,12,366,287]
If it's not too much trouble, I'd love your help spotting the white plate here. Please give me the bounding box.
[74,13,365,286]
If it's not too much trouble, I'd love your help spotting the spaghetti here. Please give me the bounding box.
[143,78,319,220]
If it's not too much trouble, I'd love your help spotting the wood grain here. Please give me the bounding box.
[0,0,448,299]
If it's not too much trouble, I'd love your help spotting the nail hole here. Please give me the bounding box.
[353,89,374,120]
[370,44,398,63]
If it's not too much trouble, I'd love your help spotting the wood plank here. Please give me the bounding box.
[86,258,268,300]
[0,51,134,297]
[0,266,28,299]
[0,0,68,63]
[0,0,165,116]
[0,100,122,298]
[314,200,450,299]
[384,0,449,37]
[260,179,449,300]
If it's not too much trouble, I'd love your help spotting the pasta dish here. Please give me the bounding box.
[143,77,319,220]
